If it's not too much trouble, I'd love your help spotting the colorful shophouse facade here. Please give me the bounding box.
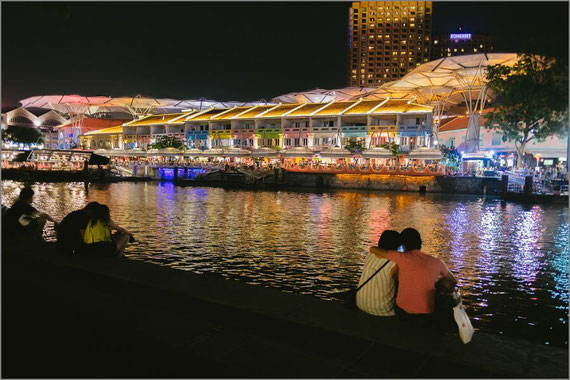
[110,98,434,153]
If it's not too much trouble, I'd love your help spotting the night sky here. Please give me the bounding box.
[2,2,568,109]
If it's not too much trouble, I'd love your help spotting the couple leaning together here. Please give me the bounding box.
[57,201,134,256]
[356,228,457,320]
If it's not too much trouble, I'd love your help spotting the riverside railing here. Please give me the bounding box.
[283,162,446,176]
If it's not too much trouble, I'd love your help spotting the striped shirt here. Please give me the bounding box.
[356,253,397,316]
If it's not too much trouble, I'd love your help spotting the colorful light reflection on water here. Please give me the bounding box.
[2,181,568,346]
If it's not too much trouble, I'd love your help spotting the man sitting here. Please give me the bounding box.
[3,187,59,245]
[57,202,101,254]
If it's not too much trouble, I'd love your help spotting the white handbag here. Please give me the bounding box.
[453,291,475,344]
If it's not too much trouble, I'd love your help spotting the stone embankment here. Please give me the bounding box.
[3,243,567,378]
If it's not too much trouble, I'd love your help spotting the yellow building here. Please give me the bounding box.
[80,126,125,150]
[348,1,433,87]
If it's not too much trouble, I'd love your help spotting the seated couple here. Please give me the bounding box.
[356,228,456,317]
[57,202,134,257]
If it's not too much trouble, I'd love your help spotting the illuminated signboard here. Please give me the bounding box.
[450,33,471,40]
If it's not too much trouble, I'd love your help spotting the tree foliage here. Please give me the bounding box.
[2,126,44,145]
[380,141,402,156]
[151,135,184,150]
[345,140,366,154]
[438,145,461,171]
[485,54,568,166]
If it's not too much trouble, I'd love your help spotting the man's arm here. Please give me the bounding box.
[33,210,58,224]
[370,246,389,259]
[389,264,399,279]
[440,261,457,287]
[109,219,132,236]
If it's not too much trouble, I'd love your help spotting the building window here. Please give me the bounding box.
[491,132,502,146]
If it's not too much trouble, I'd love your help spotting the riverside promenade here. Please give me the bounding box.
[3,244,567,378]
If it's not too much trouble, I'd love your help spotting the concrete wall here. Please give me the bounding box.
[285,172,501,195]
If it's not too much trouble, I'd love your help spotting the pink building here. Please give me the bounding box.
[438,110,567,167]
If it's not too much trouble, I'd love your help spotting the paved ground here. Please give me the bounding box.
[3,244,568,378]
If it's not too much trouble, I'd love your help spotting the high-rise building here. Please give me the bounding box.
[347,1,433,87]
[431,30,495,60]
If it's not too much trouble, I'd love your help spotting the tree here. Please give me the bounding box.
[438,145,461,171]
[485,54,568,168]
[2,125,44,146]
[151,135,184,150]
[345,140,366,154]
[380,141,402,167]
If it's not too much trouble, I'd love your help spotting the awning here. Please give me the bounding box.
[184,148,207,157]
[363,147,394,159]
[319,147,352,158]
[220,147,251,157]
[281,147,315,158]
[406,147,443,160]
[251,148,279,158]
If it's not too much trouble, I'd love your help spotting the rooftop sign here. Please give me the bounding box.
[450,33,471,40]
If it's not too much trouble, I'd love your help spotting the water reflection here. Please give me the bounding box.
[2,180,568,346]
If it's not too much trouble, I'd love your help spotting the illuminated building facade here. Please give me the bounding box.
[431,31,495,59]
[117,99,434,152]
[347,1,433,87]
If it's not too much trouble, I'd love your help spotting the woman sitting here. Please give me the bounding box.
[356,230,401,316]
[81,204,133,257]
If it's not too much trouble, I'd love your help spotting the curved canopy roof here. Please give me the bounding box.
[357,53,519,109]
[19,95,275,116]
[272,87,377,104]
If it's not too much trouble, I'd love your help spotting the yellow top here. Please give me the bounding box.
[83,220,112,244]
[124,113,188,126]
[211,107,252,120]
[286,103,327,117]
[343,100,386,115]
[370,100,433,114]
[313,102,354,116]
[233,105,275,119]
[258,104,299,118]
[186,109,227,121]
[82,126,124,136]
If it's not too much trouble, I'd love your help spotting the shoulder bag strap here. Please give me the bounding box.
[356,259,391,292]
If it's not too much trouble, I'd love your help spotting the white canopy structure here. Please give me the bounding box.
[281,146,315,158]
[251,147,279,158]
[19,95,116,147]
[406,147,443,161]
[20,95,274,117]
[358,53,519,153]
[319,146,352,158]
[362,147,394,159]
[220,147,251,157]
[272,87,377,104]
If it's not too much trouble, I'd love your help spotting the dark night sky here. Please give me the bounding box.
[2,2,568,109]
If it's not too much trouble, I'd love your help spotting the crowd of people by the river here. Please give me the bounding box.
[355,228,458,329]
[3,186,134,256]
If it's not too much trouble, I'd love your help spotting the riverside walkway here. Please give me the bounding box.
[3,244,567,378]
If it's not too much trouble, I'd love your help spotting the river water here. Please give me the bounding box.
[2,180,568,347]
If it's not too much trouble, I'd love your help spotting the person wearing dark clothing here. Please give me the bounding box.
[3,187,58,242]
[81,204,133,257]
[57,202,100,254]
